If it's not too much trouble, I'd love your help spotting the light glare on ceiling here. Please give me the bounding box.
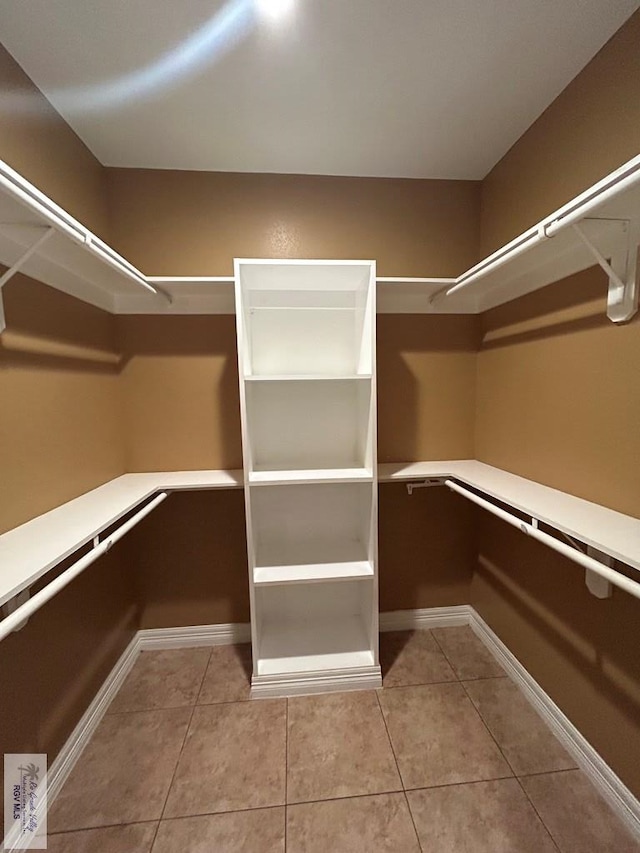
[255,0,295,22]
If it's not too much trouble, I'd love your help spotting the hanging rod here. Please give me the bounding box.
[445,480,640,602]
[0,491,168,644]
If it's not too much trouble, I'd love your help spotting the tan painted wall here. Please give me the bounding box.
[105,168,480,277]
[474,11,640,799]
[0,277,126,534]
[0,45,109,239]
[480,8,640,254]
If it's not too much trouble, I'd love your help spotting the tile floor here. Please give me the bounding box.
[46,627,639,852]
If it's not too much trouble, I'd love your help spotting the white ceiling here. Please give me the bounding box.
[0,0,638,179]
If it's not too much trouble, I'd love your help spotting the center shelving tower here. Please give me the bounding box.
[234,259,381,697]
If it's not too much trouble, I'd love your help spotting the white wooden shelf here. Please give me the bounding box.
[1,154,638,318]
[0,469,243,609]
[248,468,374,486]
[379,460,640,571]
[254,559,374,586]
[257,616,374,675]
[244,374,372,382]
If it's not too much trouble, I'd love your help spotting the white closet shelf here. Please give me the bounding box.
[257,615,374,675]
[0,469,243,609]
[2,155,638,319]
[248,468,374,486]
[254,561,373,586]
[244,374,372,382]
[379,461,640,571]
[0,160,167,319]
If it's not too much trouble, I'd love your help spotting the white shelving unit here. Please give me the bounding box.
[234,259,381,697]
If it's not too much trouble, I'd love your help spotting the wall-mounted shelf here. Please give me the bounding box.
[2,155,638,321]
[0,160,167,328]
[1,460,638,641]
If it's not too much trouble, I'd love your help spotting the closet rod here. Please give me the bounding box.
[445,480,640,602]
[0,492,168,644]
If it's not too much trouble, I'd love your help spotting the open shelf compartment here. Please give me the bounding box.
[245,378,373,475]
[250,482,375,585]
[255,580,375,675]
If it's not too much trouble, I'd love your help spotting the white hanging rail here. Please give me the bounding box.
[0,491,168,644]
[445,479,640,602]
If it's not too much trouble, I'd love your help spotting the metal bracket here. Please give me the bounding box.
[585,545,613,599]
[572,220,639,323]
[406,478,447,495]
[0,589,31,633]
[0,226,55,332]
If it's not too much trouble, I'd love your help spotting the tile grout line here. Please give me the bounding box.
[374,689,424,853]
[193,646,216,706]
[429,628,461,681]
[151,648,214,847]
[458,676,562,853]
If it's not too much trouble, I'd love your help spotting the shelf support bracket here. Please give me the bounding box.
[572,221,638,323]
[406,478,447,495]
[0,226,55,333]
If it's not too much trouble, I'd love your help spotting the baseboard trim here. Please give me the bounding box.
[251,665,383,699]
[379,605,472,632]
[31,608,639,847]
[468,610,640,842]
[137,621,251,650]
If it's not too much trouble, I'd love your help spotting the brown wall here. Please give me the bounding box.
[475,268,640,516]
[480,9,640,254]
[105,168,480,277]
[0,277,126,534]
[0,45,109,239]
[0,546,138,826]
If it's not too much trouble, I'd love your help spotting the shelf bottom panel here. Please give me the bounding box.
[257,615,374,676]
[249,468,374,486]
[254,560,373,585]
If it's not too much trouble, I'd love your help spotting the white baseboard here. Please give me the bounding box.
[467,610,640,842]
[137,621,251,650]
[250,665,382,699]
[27,607,639,848]
[379,605,471,632]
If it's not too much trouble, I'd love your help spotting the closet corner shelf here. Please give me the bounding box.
[0,468,243,609]
[379,460,640,571]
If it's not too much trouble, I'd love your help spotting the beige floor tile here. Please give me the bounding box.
[287,691,401,803]
[197,644,252,705]
[432,627,505,679]
[287,793,421,853]
[378,683,512,789]
[108,649,211,713]
[407,779,557,852]
[521,770,640,852]
[49,708,191,831]
[380,630,457,688]
[464,678,576,775]
[164,699,286,816]
[46,823,157,853]
[152,808,285,853]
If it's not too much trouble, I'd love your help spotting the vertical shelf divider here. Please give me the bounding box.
[234,259,381,698]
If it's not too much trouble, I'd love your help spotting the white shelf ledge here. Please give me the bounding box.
[248,468,374,486]
[244,374,372,382]
[0,469,243,609]
[254,557,374,586]
[379,460,640,571]
[257,615,374,675]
